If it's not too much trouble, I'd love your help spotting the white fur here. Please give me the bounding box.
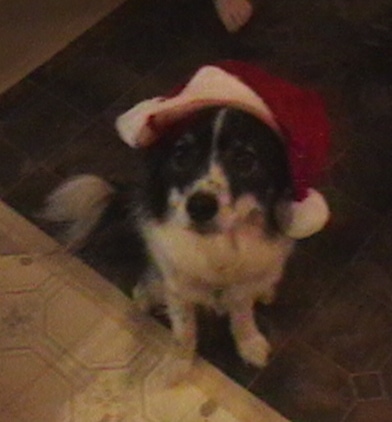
[41,175,114,247]
[139,176,294,374]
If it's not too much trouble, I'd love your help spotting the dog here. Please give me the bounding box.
[42,105,296,372]
[42,60,331,383]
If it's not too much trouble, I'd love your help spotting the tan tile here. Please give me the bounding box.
[143,355,206,422]
[0,291,44,349]
[0,349,52,408]
[70,317,144,369]
[0,407,27,422]
[183,402,240,422]
[0,255,52,293]
[0,229,25,255]
[0,0,126,93]
[0,202,58,254]
[10,369,74,422]
[73,367,144,421]
[45,285,106,351]
[0,200,290,422]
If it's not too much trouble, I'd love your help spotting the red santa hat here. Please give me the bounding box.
[116,60,331,239]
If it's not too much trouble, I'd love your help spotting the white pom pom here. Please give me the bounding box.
[278,188,330,239]
[115,97,164,147]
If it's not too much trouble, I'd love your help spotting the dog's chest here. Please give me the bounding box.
[144,221,293,286]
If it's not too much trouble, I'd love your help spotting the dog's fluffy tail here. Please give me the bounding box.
[41,174,115,248]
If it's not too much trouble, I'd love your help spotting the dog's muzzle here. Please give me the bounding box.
[186,191,219,224]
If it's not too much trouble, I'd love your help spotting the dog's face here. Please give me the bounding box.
[141,106,292,235]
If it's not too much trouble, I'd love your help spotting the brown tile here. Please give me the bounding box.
[28,1,152,86]
[197,313,262,388]
[4,167,62,222]
[0,135,36,194]
[249,339,354,422]
[330,141,392,214]
[382,354,392,398]
[344,401,392,422]
[1,90,88,161]
[338,260,392,313]
[302,187,381,267]
[0,79,42,120]
[357,211,392,295]
[45,121,141,186]
[89,0,195,75]
[101,75,166,133]
[300,279,392,373]
[45,53,143,117]
[258,250,341,335]
[28,32,96,86]
[147,47,223,91]
[352,373,384,400]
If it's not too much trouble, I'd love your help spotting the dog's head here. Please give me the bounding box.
[138,106,293,236]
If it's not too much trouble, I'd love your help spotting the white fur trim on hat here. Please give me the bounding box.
[277,188,330,239]
[116,65,279,148]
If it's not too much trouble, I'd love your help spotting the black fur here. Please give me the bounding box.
[140,106,293,231]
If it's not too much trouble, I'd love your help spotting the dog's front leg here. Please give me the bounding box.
[165,290,197,385]
[229,300,271,368]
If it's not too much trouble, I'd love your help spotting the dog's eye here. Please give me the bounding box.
[232,147,259,177]
[171,135,198,171]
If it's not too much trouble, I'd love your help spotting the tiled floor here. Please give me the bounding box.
[0,201,287,422]
[1,0,392,421]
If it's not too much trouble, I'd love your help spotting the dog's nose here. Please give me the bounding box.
[186,192,219,223]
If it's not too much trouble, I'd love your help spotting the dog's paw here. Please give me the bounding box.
[237,334,271,368]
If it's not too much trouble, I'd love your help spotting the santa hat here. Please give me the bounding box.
[116,60,331,239]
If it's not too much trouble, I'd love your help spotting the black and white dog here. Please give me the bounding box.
[42,62,330,377]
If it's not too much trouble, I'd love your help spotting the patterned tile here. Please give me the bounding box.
[2,0,392,421]
[351,372,384,400]
[0,136,36,194]
[44,54,143,117]
[302,187,382,267]
[44,285,106,351]
[1,89,88,161]
[249,339,354,422]
[197,313,262,388]
[44,120,141,185]
[4,167,62,222]
[0,254,53,293]
[344,401,392,422]
[300,279,392,373]
[9,369,74,422]
[382,353,392,398]
[0,201,289,422]
[0,79,42,120]
[355,211,392,308]
[0,349,53,409]
[261,249,341,333]
[0,290,45,349]
[330,142,392,214]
